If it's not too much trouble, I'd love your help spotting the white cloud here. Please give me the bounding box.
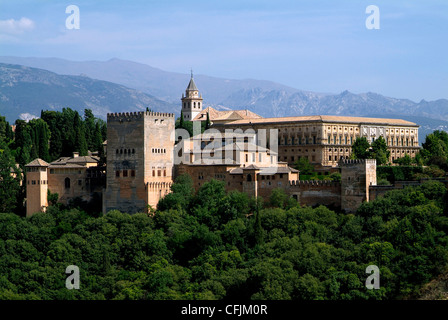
[0,17,35,35]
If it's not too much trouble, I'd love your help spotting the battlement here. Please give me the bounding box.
[107,111,175,122]
[338,159,376,166]
[146,181,173,189]
[289,179,341,187]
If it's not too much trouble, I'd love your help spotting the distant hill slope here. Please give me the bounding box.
[0,56,302,105]
[0,63,176,122]
[0,57,447,143]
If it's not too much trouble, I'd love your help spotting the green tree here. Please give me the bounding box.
[73,111,88,156]
[394,153,412,166]
[294,157,314,175]
[29,118,51,162]
[205,112,211,130]
[84,109,96,151]
[13,120,33,167]
[370,136,390,165]
[351,137,370,159]
[0,146,21,213]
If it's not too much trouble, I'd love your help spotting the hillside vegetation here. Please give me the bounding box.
[0,177,447,300]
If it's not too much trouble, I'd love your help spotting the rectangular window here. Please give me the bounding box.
[123,170,128,177]
[116,171,120,177]
[131,170,135,177]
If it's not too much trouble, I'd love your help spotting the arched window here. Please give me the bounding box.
[65,177,70,189]
[247,174,252,182]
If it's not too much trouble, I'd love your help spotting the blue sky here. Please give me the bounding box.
[0,0,447,101]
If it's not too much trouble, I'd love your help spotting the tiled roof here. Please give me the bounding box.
[186,77,198,91]
[229,165,297,175]
[217,115,418,126]
[25,158,49,167]
[193,107,263,122]
[47,155,99,169]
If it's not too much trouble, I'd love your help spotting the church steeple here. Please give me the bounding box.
[181,70,203,121]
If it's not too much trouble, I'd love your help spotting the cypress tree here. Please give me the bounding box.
[205,111,211,130]
[74,111,88,156]
[180,111,185,128]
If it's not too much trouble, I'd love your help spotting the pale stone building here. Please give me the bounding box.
[25,74,420,216]
[25,153,105,217]
[211,115,420,172]
[102,111,175,214]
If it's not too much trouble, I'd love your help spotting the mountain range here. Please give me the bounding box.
[0,56,447,143]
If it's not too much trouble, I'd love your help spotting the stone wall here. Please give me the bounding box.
[287,180,341,208]
[103,111,175,214]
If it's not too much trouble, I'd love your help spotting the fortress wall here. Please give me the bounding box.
[287,180,342,208]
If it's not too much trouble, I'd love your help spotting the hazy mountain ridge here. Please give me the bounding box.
[0,57,447,144]
[0,63,176,121]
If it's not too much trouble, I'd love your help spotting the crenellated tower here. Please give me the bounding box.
[103,111,175,214]
[340,159,377,213]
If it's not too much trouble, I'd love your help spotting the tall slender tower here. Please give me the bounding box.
[181,71,203,121]
[25,158,49,217]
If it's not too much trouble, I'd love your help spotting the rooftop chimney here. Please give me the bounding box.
[73,152,79,158]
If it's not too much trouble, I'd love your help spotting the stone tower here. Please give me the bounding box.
[340,159,377,213]
[25,158,49,217]
[181,72,203,121]
[103,111,175,214]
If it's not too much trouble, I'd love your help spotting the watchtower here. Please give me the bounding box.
[103,111,175,214]
[25,159,49,217]
[340,159,377,213]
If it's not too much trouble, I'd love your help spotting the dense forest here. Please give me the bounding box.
[0,109,106,215]
[1,109,448,300]
[0,176,447,300]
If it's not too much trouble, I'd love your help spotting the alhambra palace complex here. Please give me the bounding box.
[25,75,421,216]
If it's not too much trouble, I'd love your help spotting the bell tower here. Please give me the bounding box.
[181,71,203,121]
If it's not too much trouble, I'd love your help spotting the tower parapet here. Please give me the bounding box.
[103,109,175,215]
[338,158,376,166]
[340,158,377,213]
[107,111,175,122]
